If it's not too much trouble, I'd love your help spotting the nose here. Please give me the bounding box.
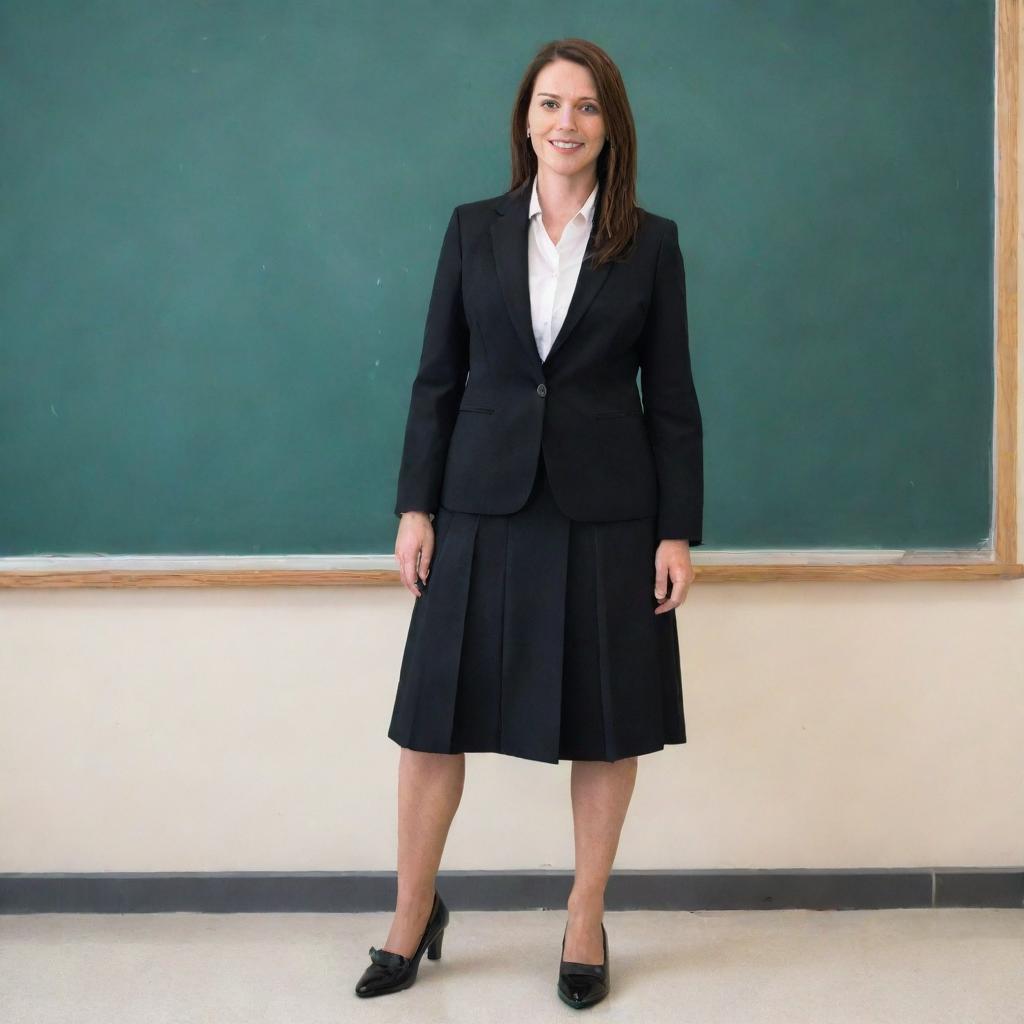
[558,107,576,130]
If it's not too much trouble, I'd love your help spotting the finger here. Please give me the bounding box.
[653,560,669,601]
[668,569,687,607]
[398,551,423,597]
[655,567,687,613]
[672,566,695,604]
[418,532,434,584]
[400,555,417,597]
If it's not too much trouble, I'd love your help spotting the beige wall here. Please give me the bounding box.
[2,40,1022,876]
[2,535,1022,873]
[2,550,1024,873]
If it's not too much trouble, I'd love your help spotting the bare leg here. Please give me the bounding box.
[563,755,638,964]
[379,748,466,958]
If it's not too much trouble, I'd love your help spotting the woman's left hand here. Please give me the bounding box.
[653,540,695,614]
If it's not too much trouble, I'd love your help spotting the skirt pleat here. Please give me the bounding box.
[388,451,687,765]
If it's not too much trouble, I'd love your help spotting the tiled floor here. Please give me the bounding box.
[1,907,1021,1022]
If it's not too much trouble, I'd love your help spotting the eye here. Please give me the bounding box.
[539,99,601,113]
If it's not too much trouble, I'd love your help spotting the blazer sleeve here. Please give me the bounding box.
[638,218,704,546]
[394,205,470,520]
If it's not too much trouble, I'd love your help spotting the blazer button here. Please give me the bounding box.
[537,383,547,396]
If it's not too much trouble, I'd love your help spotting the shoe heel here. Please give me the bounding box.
[426,927,444,960]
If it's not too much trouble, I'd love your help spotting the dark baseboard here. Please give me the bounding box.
[1,869,1022,914]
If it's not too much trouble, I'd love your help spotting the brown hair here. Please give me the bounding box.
[508,38,646,267]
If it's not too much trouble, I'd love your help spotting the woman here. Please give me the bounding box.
[356,37,703,1009]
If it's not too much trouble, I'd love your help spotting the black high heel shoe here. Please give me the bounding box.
[354,889,449,998]
[558,920,610,1009]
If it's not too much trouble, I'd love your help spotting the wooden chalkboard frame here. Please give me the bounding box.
[2,0,1021,587]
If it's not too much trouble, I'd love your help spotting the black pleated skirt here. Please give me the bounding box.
[387,450,687,764]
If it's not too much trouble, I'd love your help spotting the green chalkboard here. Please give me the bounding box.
[0,1,995,558]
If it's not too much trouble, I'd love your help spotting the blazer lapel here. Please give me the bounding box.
[546,219,612,365]
[491,182,612,369]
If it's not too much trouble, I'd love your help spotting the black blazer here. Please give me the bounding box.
[394,180,703,545]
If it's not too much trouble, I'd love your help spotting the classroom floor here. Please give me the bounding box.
[1,907,1020,1022]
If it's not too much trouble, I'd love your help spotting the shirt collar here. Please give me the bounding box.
[529,173,599,227]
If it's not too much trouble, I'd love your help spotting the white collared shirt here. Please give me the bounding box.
[527,173,599,362]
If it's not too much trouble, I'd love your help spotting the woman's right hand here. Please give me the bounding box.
[395,512,435,597]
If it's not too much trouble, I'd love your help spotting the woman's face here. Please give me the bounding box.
[527,59,606,182]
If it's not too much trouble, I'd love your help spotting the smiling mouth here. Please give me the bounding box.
[550,140,583,150]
